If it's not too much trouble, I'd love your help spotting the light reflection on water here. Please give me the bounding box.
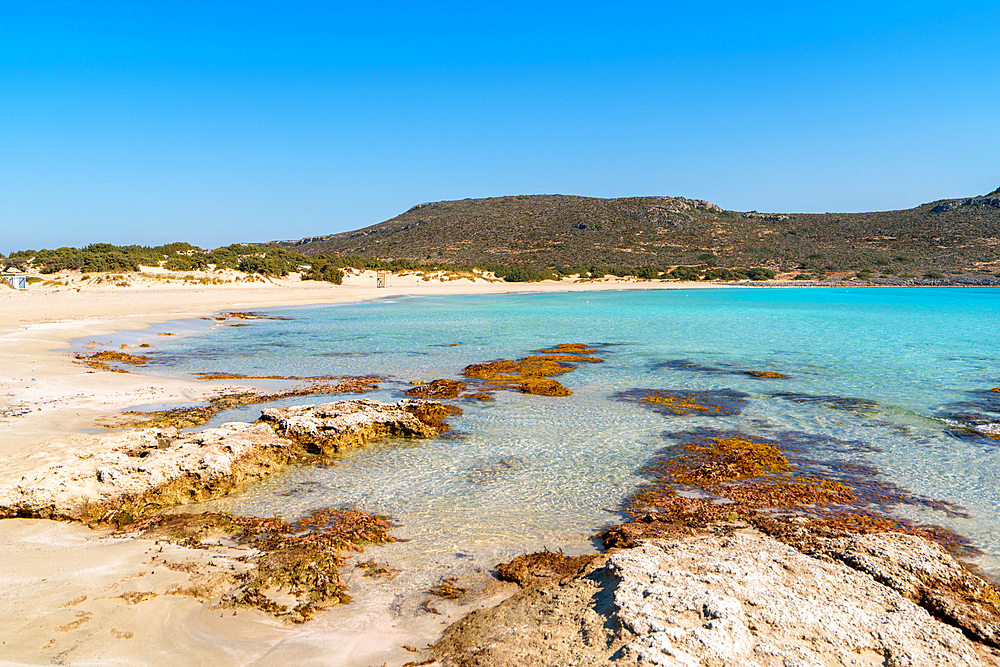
[144,288,1000,584]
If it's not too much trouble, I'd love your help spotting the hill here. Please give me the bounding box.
[279,188,1000,277]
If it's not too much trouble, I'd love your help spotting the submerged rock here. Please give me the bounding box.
[432,529,998,666]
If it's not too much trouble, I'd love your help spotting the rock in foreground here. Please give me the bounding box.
[433,529,998,667]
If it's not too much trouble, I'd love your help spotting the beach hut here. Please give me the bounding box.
[1,273,27,290]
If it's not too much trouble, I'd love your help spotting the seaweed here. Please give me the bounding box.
[403,402,462,431]
[642,434,790,484]
[405,379,467,399]
[128,507,396,623]
[740,370,788,379]
[620,428,979,559]
[495,549,596,587]
[75,350,152,372]
[461,342,603,398]
[614,388,748,416]
[200,311,294,322]
[428,577,467,600]
[355,559,399,578]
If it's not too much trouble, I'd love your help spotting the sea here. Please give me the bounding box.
[127,287,1000,589]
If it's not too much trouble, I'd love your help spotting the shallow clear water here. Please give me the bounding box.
[138,287,1000,580]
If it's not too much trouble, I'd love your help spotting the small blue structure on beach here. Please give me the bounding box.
[1,273,27,290]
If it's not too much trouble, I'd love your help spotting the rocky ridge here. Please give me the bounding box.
[0,399,451,521]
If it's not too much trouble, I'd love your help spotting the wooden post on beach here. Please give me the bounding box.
[376,270,387,288]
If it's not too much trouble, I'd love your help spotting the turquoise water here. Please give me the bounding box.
[141,287,1000,580]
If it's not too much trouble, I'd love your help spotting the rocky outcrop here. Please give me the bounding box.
[741,211,790,221]
[432,529,1000,667]
[612,534,987,666]
[257,399,444,454]
[804,532,1000,647]
[0,399,452,520]
[651,198,723,215]
[932,197,1000,213]
[0,422,294,521]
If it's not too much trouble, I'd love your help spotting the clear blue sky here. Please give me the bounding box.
[3,1,998,253]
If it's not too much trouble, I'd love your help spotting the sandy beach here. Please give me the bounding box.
[0,270,724,666]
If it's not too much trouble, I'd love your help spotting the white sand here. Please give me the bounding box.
[0,270,733,666]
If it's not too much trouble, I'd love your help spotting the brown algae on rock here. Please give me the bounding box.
[129,507,396,623]
[495,550,596,587]
[200,311,293,322]
[75,350,152,372]
[405,379,467,399]
[624,428,977,554]
[461,343,603,397]
[0,399,461,624]
[739,369,788,378]
[644,435,791,485]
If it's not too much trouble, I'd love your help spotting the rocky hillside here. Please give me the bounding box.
[280,188,1000,275]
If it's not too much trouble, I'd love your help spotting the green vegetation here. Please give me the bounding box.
[300,257,344,284]
[8,242,336,281]
[492,265,557,282]
[635,266,661,280]
[8,242,204,274]
[6,240,784,285]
